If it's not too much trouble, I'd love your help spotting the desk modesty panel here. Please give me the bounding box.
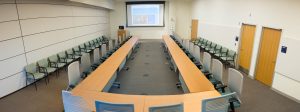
[163,35,215,92]
[72,37,138,93]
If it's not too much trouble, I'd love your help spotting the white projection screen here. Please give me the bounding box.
[126,1,165,27]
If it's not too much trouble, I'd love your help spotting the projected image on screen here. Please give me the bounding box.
[131,5,159,25]
[126,2,165,27]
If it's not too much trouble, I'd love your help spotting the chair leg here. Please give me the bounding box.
[34,81,37,91]
[56,70,59,78]
[47,74,50,84]
[229,101,235,112]
[45,78,48,85]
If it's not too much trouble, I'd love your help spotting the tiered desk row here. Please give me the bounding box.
[70,35,220,112]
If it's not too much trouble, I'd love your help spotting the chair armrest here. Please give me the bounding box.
[38,66,48,73]
[203,72,212,79]
[215,84,227,93]
[48,61,57,68]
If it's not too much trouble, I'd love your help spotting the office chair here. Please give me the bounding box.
[202,92,236,112]
[207,59,224,87]
[67,61,81,90]
[95,101,134,112]
[215,68,244,112]
[80,53,93,78]
[91,48,101,70]
[201,52,212,78]
[149,103,183,112]
[62,90,91,112]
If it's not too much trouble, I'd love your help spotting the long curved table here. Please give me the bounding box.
[71,35,220,112]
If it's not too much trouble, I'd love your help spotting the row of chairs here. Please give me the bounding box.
[192,38,237,68]
[66,36,133,90]
[24,36,112,90]
[170,35,244,112]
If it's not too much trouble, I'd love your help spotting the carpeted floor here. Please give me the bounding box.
[109,39,184,95]
[0,39,299,112]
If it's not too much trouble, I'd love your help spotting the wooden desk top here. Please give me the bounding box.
[72,37,138,93]
[70,36,220,112]
[163,35,215,92]
[144,91,220,112]
[73,90,220,112]
[73,91,145,112]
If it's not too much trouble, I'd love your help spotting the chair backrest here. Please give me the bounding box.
[58,52,67,58]
[194,45,201,62]
[80,53,91,71]
[95,100,134,112]
[210,43,217,48]
[93,48,100,63]
[37,58,49,67]
[203,52,212,72]
[182,40,186,48]
[62,90,91,112]
[101,44,107,57]
[184,40,189,49]
[228,68,244,99]
[66,49,73,55]
[228,50,236,59]
[67,61,81,88]
[108,40,112,51]
[49,55,59,62]
[189,41,194,54]
[149,103,183,112]
[211,59,223,82]
[202,92,236,112]
[114,39,119,48]
[25,63,37,73]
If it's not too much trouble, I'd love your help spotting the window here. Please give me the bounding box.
[126,1,165,27]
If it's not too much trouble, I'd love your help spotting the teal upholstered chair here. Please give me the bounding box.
[25,63,48,90]
[95,101,134,112]
[202,92,236,112]
[149,103,183,112]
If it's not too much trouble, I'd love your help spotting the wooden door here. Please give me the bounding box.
[255,27,282,86]
[191,19,198,40]
[238,24,256,72]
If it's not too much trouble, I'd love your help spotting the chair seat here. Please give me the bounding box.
[220,88,241,109]
[66,59,73,63]
[72,55,80,59]
[201,69,209,73]
[208,78,221,85]
[28,72,46,79]
[214,53,225,57]
[83,68,93,74]
[46,67,56,73]
[57,63,66,68]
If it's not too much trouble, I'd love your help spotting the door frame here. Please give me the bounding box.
[237,23,257,74]
[253,26,282,86]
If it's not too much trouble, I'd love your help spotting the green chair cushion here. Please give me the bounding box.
[46,67,56,73]
[28,72,46,79]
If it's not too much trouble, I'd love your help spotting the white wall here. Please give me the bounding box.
[109,0,170,39]
[0,0,110,98]
[70,0,115,9]
[191,0,300,101]
[172,0,192,39]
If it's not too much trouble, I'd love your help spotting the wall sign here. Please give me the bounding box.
[281,46,287,53]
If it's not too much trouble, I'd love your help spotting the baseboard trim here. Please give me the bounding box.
[248,75,254,79]
[271,87,300,104]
